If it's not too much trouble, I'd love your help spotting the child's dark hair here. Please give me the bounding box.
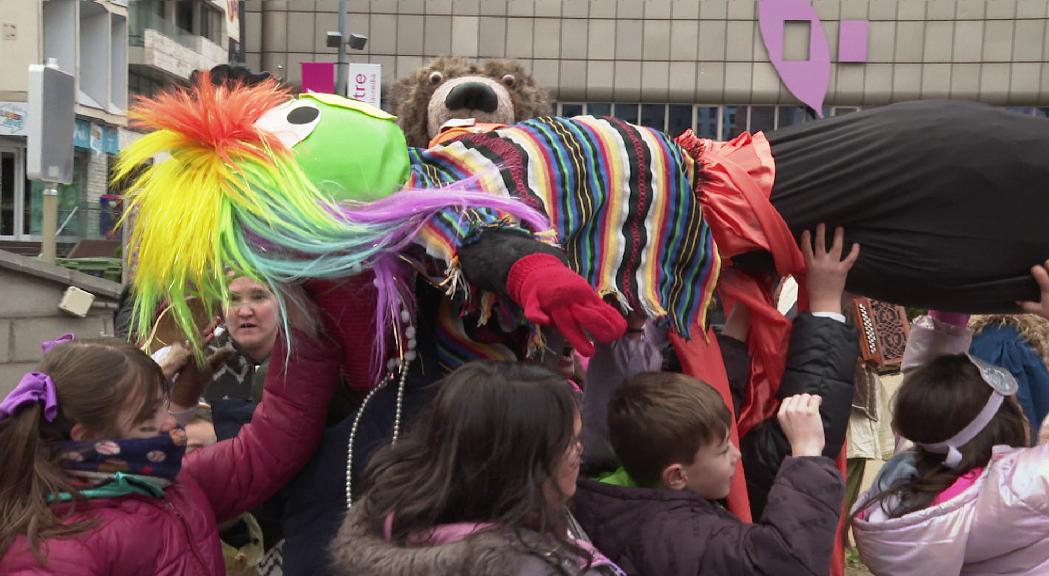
[608,372,732,487]
[865,354,1028,518]
[358,360,586,572]
[0,339,168,561]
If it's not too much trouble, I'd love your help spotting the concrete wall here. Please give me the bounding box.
[43,0,77,80]
[0,0,40,99]
[245,0,1049,106]
[0,252,120,397]
[135,27,229,80]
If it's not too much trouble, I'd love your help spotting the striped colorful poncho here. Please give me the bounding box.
[411,115,721,340]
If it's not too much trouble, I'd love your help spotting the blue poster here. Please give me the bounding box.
[74,119,91,149]
[103,126,119,154]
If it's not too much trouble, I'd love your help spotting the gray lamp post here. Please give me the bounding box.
[329,0,368,96]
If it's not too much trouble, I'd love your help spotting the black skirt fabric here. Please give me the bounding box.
[766,100,1049,312]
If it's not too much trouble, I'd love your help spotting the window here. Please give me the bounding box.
[175,0,193,33]
[696,106,719,139]
[832,106,859,117]
[560,103,583,117]
[721,106,742,139]
[613,103,639,123]
[1,151,14,236]
[777,106,809,129]
[199,4,222,42]
[749,106,775,134]
[667,105,692,137]
[28,151,86,238]
[586,103,612,117]
[640,104,666,131]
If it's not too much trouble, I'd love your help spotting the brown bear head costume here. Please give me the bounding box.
[390,56,552,148]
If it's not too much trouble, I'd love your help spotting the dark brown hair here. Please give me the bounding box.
[864,354,1028,518]
[0,340,167,561]
[358,361,587,573]
[608,372,732,487]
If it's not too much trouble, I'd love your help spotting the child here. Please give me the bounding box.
[0,311,340,573]
[571,224,860,575]
[851,261,1049,575]
[330,361,624,576]
[574,374,842,575]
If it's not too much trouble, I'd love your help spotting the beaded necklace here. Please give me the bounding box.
[345,306,416,509]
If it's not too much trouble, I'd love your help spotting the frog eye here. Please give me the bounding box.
[253,99,322,149]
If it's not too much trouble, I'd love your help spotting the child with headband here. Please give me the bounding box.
[851,261,1049,575]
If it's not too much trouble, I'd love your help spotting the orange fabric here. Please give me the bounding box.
[717,273,793,437]
[675,130,806,437]
[669,328,753,524]
[676,131,846,574]
[427,122,509,148]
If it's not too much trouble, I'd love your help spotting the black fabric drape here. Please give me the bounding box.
[766,100,1049,312]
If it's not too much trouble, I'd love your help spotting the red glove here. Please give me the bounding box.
[506,253,627,356]
[304,274,380,390]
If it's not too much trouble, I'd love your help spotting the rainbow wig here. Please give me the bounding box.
[115,76,547,368]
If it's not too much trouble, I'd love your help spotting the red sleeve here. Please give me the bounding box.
[182,329,341,523]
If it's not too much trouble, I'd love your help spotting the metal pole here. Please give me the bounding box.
[40,182,58,263]
[335,0,347,96]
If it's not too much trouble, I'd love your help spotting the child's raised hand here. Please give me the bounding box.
[801,224,860,315]
[1018,260,1049,321]
[777,394,825,458]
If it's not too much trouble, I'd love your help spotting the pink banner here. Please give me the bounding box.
[301,62,335,94]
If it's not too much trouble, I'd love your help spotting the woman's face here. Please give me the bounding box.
[547,410,583,506]
[225,276,278,361]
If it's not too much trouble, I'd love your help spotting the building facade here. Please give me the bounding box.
[0,0,236,256]
[129,0,239,98]
[0,0,128,253]
[246,0,1049,138]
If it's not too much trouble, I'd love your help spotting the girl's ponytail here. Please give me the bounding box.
[0,338,157,562]
[0,402,93,562]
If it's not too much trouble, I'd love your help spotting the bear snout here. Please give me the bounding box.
[444,82,500,114]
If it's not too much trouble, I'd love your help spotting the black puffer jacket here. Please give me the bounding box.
[740,312,859,517]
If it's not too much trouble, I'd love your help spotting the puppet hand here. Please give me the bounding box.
[168,344,236,412]
[507,254,627,356]
[801,224,860,315]
[1018,260,1049,321]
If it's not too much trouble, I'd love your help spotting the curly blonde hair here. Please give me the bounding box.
[970,314,1049,366]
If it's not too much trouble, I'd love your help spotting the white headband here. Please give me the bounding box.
[916,390,1005,468]
[904,316,1018,469]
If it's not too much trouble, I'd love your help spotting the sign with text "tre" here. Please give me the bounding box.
[347,63,381,109]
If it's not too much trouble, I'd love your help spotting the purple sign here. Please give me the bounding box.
[758,0,869,118]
